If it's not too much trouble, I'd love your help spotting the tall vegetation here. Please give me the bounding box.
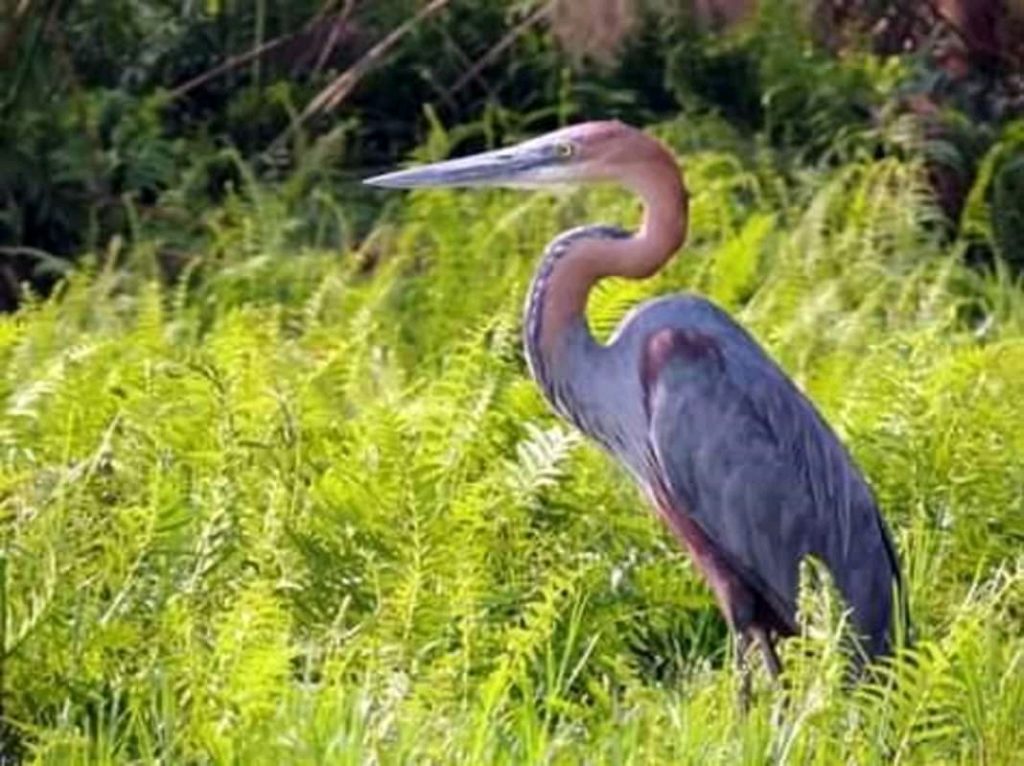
[3,0,1024,304]
[2,113,1023,761]
[2,1,1024,763]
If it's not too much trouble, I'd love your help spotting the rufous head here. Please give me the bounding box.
[364,120,677,191]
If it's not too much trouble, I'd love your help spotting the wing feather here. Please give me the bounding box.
[641,323,899,652]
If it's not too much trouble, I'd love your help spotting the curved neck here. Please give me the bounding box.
[524,159,688,390]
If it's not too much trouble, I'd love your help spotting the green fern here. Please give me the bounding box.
[3,114,1024,764]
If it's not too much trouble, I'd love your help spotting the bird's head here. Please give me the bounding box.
[363,120,675,191]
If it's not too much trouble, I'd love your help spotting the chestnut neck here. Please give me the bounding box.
[523,157,689,396]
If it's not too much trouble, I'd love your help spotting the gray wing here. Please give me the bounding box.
[642,325,900,654]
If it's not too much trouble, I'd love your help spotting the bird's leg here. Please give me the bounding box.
[750,624,783,680]
[735,631,753,712]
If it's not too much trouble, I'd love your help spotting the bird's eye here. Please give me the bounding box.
[554,141,576,159]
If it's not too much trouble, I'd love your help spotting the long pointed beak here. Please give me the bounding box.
[363,142,565,189]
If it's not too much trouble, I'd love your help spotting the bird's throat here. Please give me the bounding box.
[525,169,687,370]
[523,225,627,398]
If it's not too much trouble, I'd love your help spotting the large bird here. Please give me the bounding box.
[366,121,905,691]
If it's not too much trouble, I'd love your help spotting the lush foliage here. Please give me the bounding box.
[0,0,670,296]
[4,0,1024,305]
[2,114,1023,762]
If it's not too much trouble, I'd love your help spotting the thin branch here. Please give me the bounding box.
[306,0,450,115]
[168,27,308,101]
[267,0,452,153]
[440,27,496,102]
[168,1,363,101]
[312,0,359,76]
[444,2,551,99]
[322,0,451,113]
[0,0,39,67]
[1,0,60,113]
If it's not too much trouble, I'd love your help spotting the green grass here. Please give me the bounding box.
[1,120,1023,764]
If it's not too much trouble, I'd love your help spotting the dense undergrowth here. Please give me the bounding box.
[6,0,1024,309]
[1,117,1023,763]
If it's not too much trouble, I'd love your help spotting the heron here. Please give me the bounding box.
[365,120,905,693]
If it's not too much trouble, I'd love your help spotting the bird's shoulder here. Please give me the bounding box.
[609,294,807,414]
[633,296,886,566]
[609,293,751,348]
[631,297,863,502]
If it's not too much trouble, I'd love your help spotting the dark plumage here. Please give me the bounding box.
[366,120,907,691]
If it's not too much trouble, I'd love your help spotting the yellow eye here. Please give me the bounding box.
[554,141,575,159]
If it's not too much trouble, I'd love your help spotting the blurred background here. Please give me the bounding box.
[2,0,1023,309]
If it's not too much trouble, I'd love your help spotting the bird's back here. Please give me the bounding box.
[608,294,904,657]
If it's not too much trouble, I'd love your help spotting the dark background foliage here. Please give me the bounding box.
[1,0,1022,307]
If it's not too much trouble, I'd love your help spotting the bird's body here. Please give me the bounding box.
[525,224,901,661]
[367,120,905,682]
